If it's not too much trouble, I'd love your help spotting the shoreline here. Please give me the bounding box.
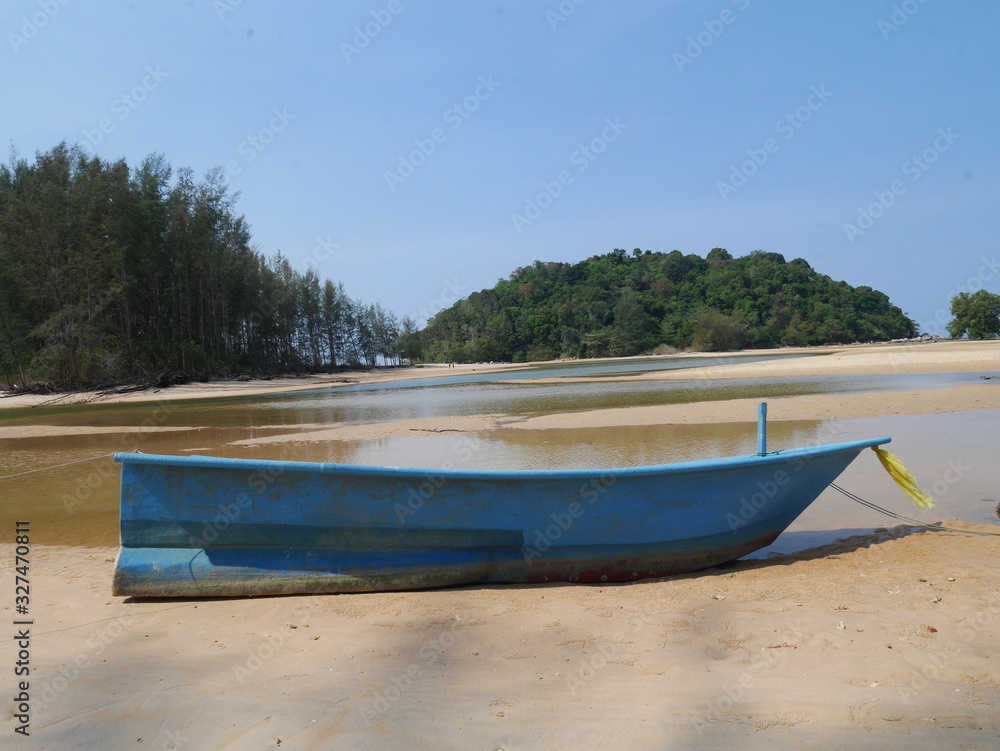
[3,339,997,411]
[1,341,994,444]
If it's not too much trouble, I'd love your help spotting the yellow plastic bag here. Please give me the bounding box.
[872,446,936,509]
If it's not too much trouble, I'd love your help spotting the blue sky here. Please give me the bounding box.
[3,0,997,333]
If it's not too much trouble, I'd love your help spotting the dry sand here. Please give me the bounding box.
[521,340,1000,383]
[4,524,998,749]
[2,339,999,749]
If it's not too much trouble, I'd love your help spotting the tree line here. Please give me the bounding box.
[417,247,917,362]
[6,144,988,389]
[0,143,413,390]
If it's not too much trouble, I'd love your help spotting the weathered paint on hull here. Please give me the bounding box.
[112,438,889,597]
[112,526,783,597]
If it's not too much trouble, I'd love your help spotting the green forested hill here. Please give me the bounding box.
[419,248,915,362]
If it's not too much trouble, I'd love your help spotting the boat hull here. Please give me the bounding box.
[113,438,889,597]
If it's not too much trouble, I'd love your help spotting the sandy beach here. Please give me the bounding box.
[4,521,999,750]
[2,340,999,749]
[0,362,525,411]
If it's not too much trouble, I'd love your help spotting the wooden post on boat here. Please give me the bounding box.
[757,402,768,455]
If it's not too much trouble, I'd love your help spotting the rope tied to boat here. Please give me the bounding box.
[830,482,1000,537]
[0,452,116,480]
[831,446,1000,537]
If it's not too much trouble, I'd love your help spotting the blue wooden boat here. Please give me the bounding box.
[112,406,891,596]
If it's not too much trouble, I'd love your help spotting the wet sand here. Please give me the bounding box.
[2,339,999,748]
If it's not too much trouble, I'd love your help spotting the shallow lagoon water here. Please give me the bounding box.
[0,368,980,432]
[1,355,996,554]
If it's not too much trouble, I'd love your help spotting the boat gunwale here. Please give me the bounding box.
[113,436,891,481]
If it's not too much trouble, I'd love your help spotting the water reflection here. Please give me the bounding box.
[303,420,830,471]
